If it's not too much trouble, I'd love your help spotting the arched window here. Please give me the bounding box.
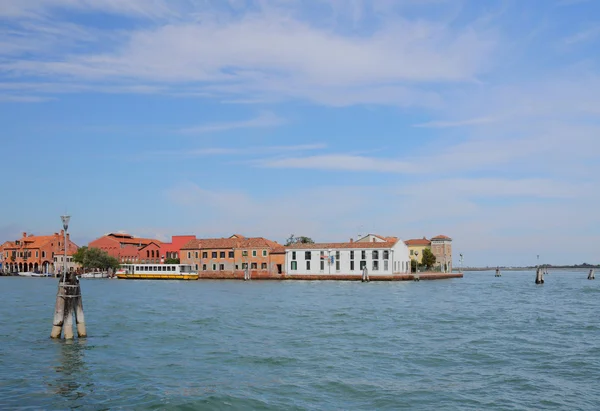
[147,250,150,258]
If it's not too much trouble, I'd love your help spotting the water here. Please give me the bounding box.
[1,271,599,410]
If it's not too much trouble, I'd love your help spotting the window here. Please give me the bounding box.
[242,263,248,269]
[291,261,297,270]
[305,251,311,260]
[212,252,217,258]
[292,251,296,260]
[261,262,267,269]
[187,252,190,259]
[335,251,340,260]
[202,252,208,258]
[383,250,389,260]
[195,251,199,258]
[394,262,397,271]
[42,251,46,258]
[229,251,234,258]
[372,250,379,260]
[350,250,354,260]
[202,264,206,270]
[384,260,389,271]
[262,250,267,257]
[306,261,311,271]
[350,261,355,271]
[361,250,366,259]
[36,251,39,258]
[251,262,257,269]
[220,251,226,258]
[410,250,414,255]
[195,264,199,271]
[252,250,257,257]
[320,260,324,271]
[219,264,224,270]
[320,251,325,259]
[212,264,216,271]
[242,251,248,256]
[373,260,379,271]
[360,260,366,269]
[336,261,340,271]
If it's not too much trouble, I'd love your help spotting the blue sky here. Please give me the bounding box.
[1,0,599,266]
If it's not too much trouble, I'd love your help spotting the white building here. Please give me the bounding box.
[285,237,410,277]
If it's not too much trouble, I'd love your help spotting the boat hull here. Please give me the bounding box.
[116,274,198,280]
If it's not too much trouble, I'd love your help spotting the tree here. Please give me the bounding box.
[165,258,180,264]
[73,247,119,271]
[285,234,315,246]
[411,259,417,273]
[421,248,436,269]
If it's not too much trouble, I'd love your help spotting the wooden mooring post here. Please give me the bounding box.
[51,274,87,339]
[495,267,501,277]
[588,269,595,280]
[535,267,544,285]
[50,215,87,340]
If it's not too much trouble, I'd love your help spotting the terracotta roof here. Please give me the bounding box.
[286,241,397,250]
[431,235,452,241]
[181,237,280,250]
[405,238,431,246]
[270,246,286,254]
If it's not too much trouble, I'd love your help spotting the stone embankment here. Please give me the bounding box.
[196,271,463,281]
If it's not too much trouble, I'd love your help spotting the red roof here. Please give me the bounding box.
[286,241,397,250]
[181,236,280,250]
[405,238,431,246]
[431,235,452,241]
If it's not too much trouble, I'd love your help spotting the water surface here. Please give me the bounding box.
[1,271,599,410]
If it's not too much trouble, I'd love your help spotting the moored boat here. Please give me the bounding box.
[116,264,198,280]
[79,271,109,279]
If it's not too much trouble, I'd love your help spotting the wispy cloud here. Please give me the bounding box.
[178,112,285,134]
[257,154,414,173]
[413,117,497,128]
[138,143,327,160]
[562,26,600,45]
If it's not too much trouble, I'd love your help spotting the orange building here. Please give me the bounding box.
[88,232,162,264]
[0,231,78,274]
[181,234,283,275]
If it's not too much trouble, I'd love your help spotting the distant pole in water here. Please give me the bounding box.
[588,269,595,280]
[495,267,501,277]
[51,215,87,339]
[362,266,370,282]
[535,267,544,285]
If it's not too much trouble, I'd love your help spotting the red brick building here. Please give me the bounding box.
[0,231,78,274]
[430,235,453,272]
[180,234,283,276]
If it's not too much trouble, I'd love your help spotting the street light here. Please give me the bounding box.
[61,215,70,282]
[414,251,419,273]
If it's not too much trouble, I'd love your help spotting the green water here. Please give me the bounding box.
[1,272,599,410]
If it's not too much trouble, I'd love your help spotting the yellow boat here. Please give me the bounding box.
[116,263,198,280]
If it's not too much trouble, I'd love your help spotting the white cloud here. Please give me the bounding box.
[413,117,497,128]
[138,143,327,159]
[258,154,415,173]
[178,111,285,134]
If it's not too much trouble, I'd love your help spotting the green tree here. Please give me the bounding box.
[74,247,120,271]
[72,246,87,266]
[285,235,315,246]
[411,259,417,273]
[421,248,436,269]
[165,258,180,264]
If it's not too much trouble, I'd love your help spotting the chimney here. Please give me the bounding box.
[22,232,26,238]
[66,233,70,242]
[350,238,354,243]
[60,229,64,236]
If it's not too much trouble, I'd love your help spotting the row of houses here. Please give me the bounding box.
[0,230,453,276]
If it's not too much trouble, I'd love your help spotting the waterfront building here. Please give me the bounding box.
[180,234,283,275]
[284,237,410,277]
[404,237,432,263]
[0,231,78,274]
[88,232,162,264]
[160,235,196,261]
[430,235,453,272]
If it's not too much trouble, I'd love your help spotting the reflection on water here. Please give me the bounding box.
[49,340,93,402]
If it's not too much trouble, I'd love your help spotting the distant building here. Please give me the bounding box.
[0,231,78,274]
[284,236,410,277]
[404,237,432,263]
[180,234,283,275]
[430,235,452,272]
[88,232,162,264]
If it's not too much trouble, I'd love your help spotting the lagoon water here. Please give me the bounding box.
[1,271,599,410]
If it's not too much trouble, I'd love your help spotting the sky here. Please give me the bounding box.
[0,0,599,267]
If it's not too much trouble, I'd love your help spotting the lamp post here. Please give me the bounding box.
[61,215,70,282]
[414,251,419,273]
[537,254,539,269]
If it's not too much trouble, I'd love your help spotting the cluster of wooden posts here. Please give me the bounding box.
[50,273,86,339]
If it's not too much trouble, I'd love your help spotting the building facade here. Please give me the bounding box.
[0,231,78,274]
[180,234,283,275]
[88,232,162,264]
[284,238,410,277]
[430,235,452,272]
[404,237,432,263]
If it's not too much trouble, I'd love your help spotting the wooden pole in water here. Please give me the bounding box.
[535,267,544,284]
[495,267,501,277]
[588,269,595,280]
[74,279,87,338]
[50,281,66,339]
